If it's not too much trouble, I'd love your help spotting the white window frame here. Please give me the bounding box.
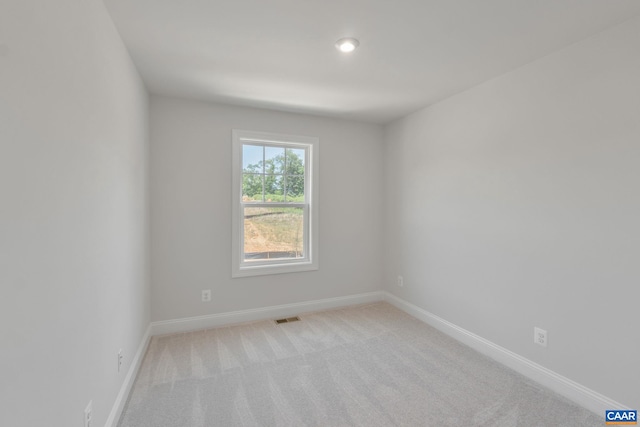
[232,129,319,278]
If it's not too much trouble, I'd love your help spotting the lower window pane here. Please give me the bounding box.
[244,207,304,261]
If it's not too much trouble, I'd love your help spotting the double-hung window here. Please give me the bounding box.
[232,130,319,277]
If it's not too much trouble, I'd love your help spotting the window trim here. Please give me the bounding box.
[231,129,319,278]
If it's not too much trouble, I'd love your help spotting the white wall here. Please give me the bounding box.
[0,1,149,426]
[384,17,640,408]
[150,96,384,321]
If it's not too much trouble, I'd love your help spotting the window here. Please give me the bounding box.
[232,130,319,277]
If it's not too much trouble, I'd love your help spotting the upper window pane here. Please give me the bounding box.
[242,144,307,203]
[265,146,286,175]
[242,174,263,202]
[243,145,263,173]
[286,148,305,173]
[264,175,284,202]
[285,175,304,202]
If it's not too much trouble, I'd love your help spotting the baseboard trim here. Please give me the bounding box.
[382,291,627,415]
[150,291,385,336]
[104,324,152,427]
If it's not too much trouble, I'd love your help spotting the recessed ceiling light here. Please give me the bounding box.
[335,37,359,53]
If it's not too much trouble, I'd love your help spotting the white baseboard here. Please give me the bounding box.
[382,291,627,415]
[150,291,385,336]
[104,324,152,427]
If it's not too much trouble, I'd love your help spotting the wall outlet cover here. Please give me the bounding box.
[534,327,548,347]
[202,290,212,302]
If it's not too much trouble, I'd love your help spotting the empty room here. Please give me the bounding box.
[1,0,639,426]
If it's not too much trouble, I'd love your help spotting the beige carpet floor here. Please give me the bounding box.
[118,302,601,426]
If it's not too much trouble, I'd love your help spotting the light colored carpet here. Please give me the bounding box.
[118,302,601,426]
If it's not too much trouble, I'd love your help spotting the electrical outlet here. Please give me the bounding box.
[534,327,547,347]
[118,349,123,373]
[84,401,92,427]
[201,289,211,302]
[397,275,404,287]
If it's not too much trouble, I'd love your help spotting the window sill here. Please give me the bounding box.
[232,260,318,278]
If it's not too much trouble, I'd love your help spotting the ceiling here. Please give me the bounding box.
[104,0,640,123]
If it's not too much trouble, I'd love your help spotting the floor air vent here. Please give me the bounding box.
[275,316,300,324]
